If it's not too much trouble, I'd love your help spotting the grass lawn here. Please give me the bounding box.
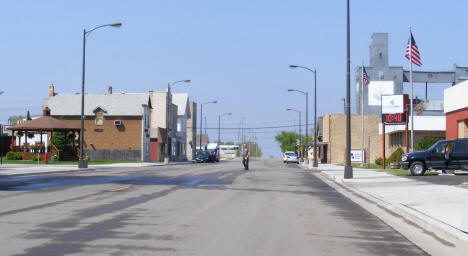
[0,157,141,165]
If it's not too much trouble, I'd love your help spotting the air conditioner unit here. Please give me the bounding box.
[114,120,122,126]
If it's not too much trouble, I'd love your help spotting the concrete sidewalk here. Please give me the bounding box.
[304,163,468,255]
[0,161,193,176]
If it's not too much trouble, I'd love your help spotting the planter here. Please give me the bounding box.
[390,162,400,169]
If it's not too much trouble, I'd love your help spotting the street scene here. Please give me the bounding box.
[2,1,468,255]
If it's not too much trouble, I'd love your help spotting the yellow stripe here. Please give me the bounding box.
[110,185,130,192]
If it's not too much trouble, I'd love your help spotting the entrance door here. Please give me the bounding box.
[150,139,159,162]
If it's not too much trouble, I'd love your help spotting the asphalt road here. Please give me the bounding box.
[0,159,427,256]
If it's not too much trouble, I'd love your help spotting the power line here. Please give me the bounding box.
[188,124,307,130]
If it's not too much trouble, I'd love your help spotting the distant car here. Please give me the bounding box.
[283,151,298,164]
[207,150,219,163]
[195,151,210,163]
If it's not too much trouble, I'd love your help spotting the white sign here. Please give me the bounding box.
[382,94,404,114]
[350,149,365,162]
[368,81,394,106]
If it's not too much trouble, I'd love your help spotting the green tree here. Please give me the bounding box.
[415,137,443,151]
[275,131,298,153]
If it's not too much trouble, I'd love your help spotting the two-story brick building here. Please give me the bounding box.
[44,84,151,161]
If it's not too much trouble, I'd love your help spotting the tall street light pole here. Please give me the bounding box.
[79,23,121,169]
[289,65,318,167]
[344,0,353,178]
[165,80,191,164]
[199,101,217,151]
[286,108,301,157]
[218,112,232,144]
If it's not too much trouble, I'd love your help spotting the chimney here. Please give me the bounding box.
[43,107,51,116]
[108,86,113,94]
[49,83,55,97]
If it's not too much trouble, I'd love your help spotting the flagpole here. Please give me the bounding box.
[409,26,414,152]
[360,59,365,166]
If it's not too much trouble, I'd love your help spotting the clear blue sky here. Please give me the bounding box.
[1,1,467,157]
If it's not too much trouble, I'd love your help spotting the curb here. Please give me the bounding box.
[299,164,468,255]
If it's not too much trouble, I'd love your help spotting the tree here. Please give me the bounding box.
[415,137,443,151]
[275,131,298,153]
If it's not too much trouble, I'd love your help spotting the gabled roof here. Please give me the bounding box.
[172,93,189,116]
[47,93,151,116]
[7,116,80,131]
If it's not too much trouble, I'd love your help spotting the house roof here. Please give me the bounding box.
[7,116,80,131]
[47,93,151,116]
[172,93,189,116]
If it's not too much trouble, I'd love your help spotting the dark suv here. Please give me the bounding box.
[401,138,468,176]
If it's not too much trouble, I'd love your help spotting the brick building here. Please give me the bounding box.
[44,85,151,161]
[321,113,445,164]
[445,80,468,139]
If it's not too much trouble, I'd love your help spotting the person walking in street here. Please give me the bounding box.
[242,143,250,170]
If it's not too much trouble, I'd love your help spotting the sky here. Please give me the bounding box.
[1,1,467,157]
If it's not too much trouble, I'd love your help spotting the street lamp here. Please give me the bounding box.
[286,108,301,158]
[199,101,217,151]
[218,112,232,144]
[164,80,191,164]
[289,65,318,167]
[344,0,353,178]
[79,22,122,169]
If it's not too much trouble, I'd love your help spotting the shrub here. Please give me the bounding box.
[375,157,382,166]
[388,147,405,164]
[6,151,22,160]
[32,154,44,161]
[416,137,443,151]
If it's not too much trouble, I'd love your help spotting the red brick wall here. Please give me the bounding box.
[446,107,468,139]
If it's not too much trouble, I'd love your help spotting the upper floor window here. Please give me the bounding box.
[95,117,104,126]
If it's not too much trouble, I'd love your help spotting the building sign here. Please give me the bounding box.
[381,94,404,114]
[350,150,365,162]
[368,81,394,106]
[381,94,408,125]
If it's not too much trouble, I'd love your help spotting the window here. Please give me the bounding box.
[95,117,104,126]
[379,71,384,80]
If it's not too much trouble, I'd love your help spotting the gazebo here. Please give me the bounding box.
[7,113,81,161]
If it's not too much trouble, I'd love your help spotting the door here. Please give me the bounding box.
[452,140,468,170]
[428,141,448,169]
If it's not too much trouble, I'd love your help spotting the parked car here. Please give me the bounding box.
[400,138,468,176]
[195,151,210,163]
[283,151,299,164]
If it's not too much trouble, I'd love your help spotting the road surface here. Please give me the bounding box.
[0,159,427,255]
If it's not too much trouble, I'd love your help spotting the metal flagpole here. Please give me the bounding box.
[360,60,365,166]
[409,26,414,152]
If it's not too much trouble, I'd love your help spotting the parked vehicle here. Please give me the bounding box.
[206,143,220,162]
[283,151,299,164]
[195,151,210,163]
[401,138,468,176]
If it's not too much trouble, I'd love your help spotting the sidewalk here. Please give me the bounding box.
[0,161,193,176]
[303,163,468,255]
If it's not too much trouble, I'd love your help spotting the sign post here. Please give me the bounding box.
[381,94,409,169]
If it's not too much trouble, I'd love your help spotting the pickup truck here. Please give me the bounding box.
[400,138,468,176]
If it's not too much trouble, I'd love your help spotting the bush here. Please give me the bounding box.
[375,157,382,166]
[388,147,405,164]
[416,137,443,151]
[32,154,44,161]
[6,151,22,160]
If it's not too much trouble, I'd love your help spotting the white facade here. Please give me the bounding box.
[444,80,468,114]
[379,115,446,134]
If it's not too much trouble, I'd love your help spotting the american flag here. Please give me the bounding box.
[405,32,422,66]
[362,67,369,86]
